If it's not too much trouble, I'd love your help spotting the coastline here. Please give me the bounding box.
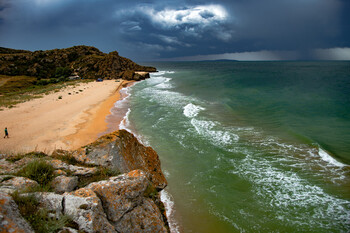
[0,79,131,153]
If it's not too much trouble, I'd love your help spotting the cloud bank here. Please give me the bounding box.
[0,0,349,61]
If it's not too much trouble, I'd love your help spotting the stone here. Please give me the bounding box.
[87,170,149,222]
[73,130,167,190]
[32,192,64,216]
[114,130,167,190]
[0,177,39,193]
[63,188,115,233]
[116,199,168,233]
[87,170,168,232]
[51,176,78,193]
[49,160,97,176]
[58,227,79,233]
[0,192,35,233]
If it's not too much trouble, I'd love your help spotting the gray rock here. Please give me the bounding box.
[58,227,79,233]
[0,177,39,193]
[116,199,168,233]
[63,188,115,233]
[0,192,35,233]
[31,192,64,216]
[87,170,168,232]
[49,160,97,176]
[51,176,78,193]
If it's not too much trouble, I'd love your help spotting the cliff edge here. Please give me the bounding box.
[0,130,169,233]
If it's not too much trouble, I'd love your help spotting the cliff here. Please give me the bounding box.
[0,45,156,80]
[0,130,169,233]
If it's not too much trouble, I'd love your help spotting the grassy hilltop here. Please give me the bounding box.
[0,46,156,108]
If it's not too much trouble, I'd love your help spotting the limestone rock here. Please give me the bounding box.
[63,188,115,233]
[0,177,39,193]
[73,130,167,190]
[49,159,97,176]
[31,192,64,218]
[87,170,168,232]
[116,199,168,233]
[58,227,79,233]
[0,192,35,233]
[87,170,149,222]
[51,175,78,193]
[115,130,167,190]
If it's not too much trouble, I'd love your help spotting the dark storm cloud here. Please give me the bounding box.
[0,0,349,60]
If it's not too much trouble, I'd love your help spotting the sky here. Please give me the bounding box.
[0,0,350,61]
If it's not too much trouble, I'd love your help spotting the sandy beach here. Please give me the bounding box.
[0,79,133,153]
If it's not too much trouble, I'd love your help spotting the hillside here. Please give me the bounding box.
[0,45,156,80]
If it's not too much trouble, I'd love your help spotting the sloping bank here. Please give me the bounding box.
[0,130,169,233]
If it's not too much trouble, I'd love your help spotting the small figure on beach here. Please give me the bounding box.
[4,127,9,138]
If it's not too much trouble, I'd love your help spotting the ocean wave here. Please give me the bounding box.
[229,153,350,231]
[183,103,205,118]
[318,148,346,167]
[160,190,181,233]
[190,118,239,147]
[151,71,175,76]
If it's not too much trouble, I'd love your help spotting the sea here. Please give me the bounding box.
[111,61,350,232]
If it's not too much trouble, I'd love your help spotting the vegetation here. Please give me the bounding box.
[6,151,47,163]
[16,159,55,186]
[11,191,74,233]
[0,74,91,109]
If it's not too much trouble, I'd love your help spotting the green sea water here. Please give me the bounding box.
[116,61,350,232]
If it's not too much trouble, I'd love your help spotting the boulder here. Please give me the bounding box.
[87,170,149,222]
[51,176,78,193]
[87,170,168,232]
[116,199,168,233]
[73,130,167,190]
[31,192,64,218]
[49,160,97,176]
[63,188,115,233]
[0,177,39,193]
[0,192,35,233]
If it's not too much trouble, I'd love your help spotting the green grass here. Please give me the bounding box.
[6,151,47,163]
[11,191,74,233]
[0,75,92,109]
[16,159,55,186]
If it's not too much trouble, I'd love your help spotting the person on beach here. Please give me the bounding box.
[4,127,9,138]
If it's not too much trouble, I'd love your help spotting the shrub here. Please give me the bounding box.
[16,159,55,186]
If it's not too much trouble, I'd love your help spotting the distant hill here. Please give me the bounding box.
[0,45,156,80]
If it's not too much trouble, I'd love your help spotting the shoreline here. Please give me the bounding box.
[0,79,131,153]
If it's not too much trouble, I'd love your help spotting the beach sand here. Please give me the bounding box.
[0,79,133,153]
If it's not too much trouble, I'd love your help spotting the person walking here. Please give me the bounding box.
[4,127,9,138]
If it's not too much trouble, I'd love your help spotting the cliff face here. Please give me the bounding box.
[0,130,169,233]
[0,45,156,80]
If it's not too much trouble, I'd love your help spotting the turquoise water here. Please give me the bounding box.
[118,62,350,232]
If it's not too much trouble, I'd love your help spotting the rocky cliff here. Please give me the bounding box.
[0,46,156,80]
[0,130,169,233]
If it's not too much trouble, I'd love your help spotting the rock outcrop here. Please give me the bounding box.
[0,192,35,233]
[0,45,156,80]
[73,130,167,190]
[0,130,169,232]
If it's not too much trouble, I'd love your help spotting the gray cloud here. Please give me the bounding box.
[0,0,349,61]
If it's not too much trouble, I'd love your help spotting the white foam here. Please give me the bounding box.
[318,148,346,168]
[183,103,205,118]
[119,108,131,131]
[151,71,175,76]
[190,119,239,147]
[160,190,181,233]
